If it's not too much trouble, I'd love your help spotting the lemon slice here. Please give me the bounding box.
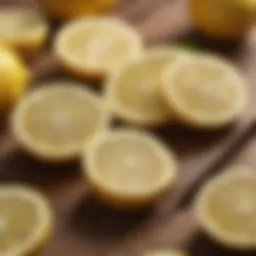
[161,54,248,129]
[144,250,187,256]
[11,82,106,162]
[196,167,256,249]
[106,46,188,126]
[82,129,178,209]
[0,184,53,256]
[0,8,49,56]
[54,18,143,81]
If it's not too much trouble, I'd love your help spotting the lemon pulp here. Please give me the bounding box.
[162,54,248,128]
[55,18,143,81]
[0,185,53,255]
[196,168,256,248]
[12,82,105,161]
[84,130,178,209]
[108,47,188,126]
[0,8,49,55]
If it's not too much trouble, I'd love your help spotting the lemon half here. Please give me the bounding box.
[161,54,248,129]
[0,184,53,255]
[83,129,178,209]
[11,82,106,162]
[106,46,188,126]
[196,167,256,249]
[0,8,49,56]
[55,18,143,82]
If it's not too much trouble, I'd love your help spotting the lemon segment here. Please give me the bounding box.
[82,129,178,210]
[0,8,49,56]
[189,0,255,40]
[196,167,256,249]
[0,184,53,256]
[106,46,189,126]
[11,82,106,162]
[144,250,187,256]
[41,0,118,20]
[161,54,248,129]
[55,18,143,82]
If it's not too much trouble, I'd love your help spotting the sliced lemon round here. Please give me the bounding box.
[0,184,53,255]
[161,54,248,129]
[82,129,178,210]
[0,8,49,56]
[11,82,106,162]
[144,250,187,256]
[106,46,188,126]
[54,18,143,82]
[196,167,256,249]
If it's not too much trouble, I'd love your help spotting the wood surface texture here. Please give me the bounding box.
[0,0,256,255]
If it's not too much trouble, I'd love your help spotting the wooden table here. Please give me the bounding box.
[0,0,256,255]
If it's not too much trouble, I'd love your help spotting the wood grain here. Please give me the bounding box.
[0,0,255,255]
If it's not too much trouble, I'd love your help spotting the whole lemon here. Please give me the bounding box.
[41,0,118,20]
[189,0,256,40]
[0,45,30,110]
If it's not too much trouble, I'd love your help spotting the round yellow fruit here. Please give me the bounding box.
[82,129,178,210]
[161,54,248,129]
[0,8,49,56]
[41,0,118,20]
[0,184,53,255]
[11,82,107,162]
[196,167,256,249]
[106,46,189,127]
[55,18,143,82]
[0,45,30,111]
[189,0,255,40]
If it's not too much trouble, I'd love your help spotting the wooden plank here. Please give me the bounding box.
[0,1,255,256]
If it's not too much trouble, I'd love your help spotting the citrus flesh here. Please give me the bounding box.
[0,185,53,256]
[196,167,256,249]
[161,54,248,129]
[55,18,143,81]
[0,8,49,55]
[107,46,188,126]
[11,82,105,162]
[83,129,178,209]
